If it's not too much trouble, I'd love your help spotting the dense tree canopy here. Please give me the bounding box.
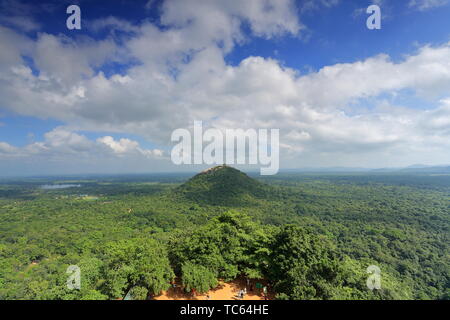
[269,225,343,299]
[0,169,448,300]
[103,238,174,298]
[181,262,218,294]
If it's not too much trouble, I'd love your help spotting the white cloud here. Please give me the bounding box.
[0,0,41,32]
[1,0,450,171]
[409,0,449,10]
[97,136,138,154]
[33,33,120,85]
[301,0,340,13]
[0,15,40,32]
[0,127,164,162]
[97,136,163,158]
[160,0,302,40]
[0,141,17,154]
[89,16,140,34]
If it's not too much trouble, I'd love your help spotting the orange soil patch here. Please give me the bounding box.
[154,279,272,301]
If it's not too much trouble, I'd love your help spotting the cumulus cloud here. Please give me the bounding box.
[33,33,120,85]
[0,127,164,161]
[0,0,450,170]
[0,141,17,154]
[159,0,302,41]
[97,136,163,158]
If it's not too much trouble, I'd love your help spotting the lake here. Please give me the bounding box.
[40,184,81,190]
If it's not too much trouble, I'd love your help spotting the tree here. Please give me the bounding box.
[129,286,148,300]
[170,211,261,281]
[181,262,218,294]
[269,225,342,300]
[103,238,174,298]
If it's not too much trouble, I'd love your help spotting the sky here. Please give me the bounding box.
[0,0,450,176]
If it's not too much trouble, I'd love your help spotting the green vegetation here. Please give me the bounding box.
[103,238,174,298]
[181,262,218,294]
[174,165,269,205]
[0,166,448,300]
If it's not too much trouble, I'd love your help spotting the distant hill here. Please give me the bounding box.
[398,166,450,173]
[174,165,269,206]
[371,165,450,174]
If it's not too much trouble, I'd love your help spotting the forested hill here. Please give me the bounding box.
[173,165,270,205]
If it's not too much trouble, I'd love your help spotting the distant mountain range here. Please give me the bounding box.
[280,165,450,174]
[2,164,449,180]
[370,165,450,173]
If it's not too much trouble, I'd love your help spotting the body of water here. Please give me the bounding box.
[40,184,81,190]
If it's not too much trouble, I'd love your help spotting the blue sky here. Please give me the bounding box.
[0,0,450,176]
[227,1,450,67]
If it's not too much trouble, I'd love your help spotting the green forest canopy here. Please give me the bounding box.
[0,167,448,300]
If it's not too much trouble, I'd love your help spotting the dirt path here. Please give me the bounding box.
[154,279,271,301]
